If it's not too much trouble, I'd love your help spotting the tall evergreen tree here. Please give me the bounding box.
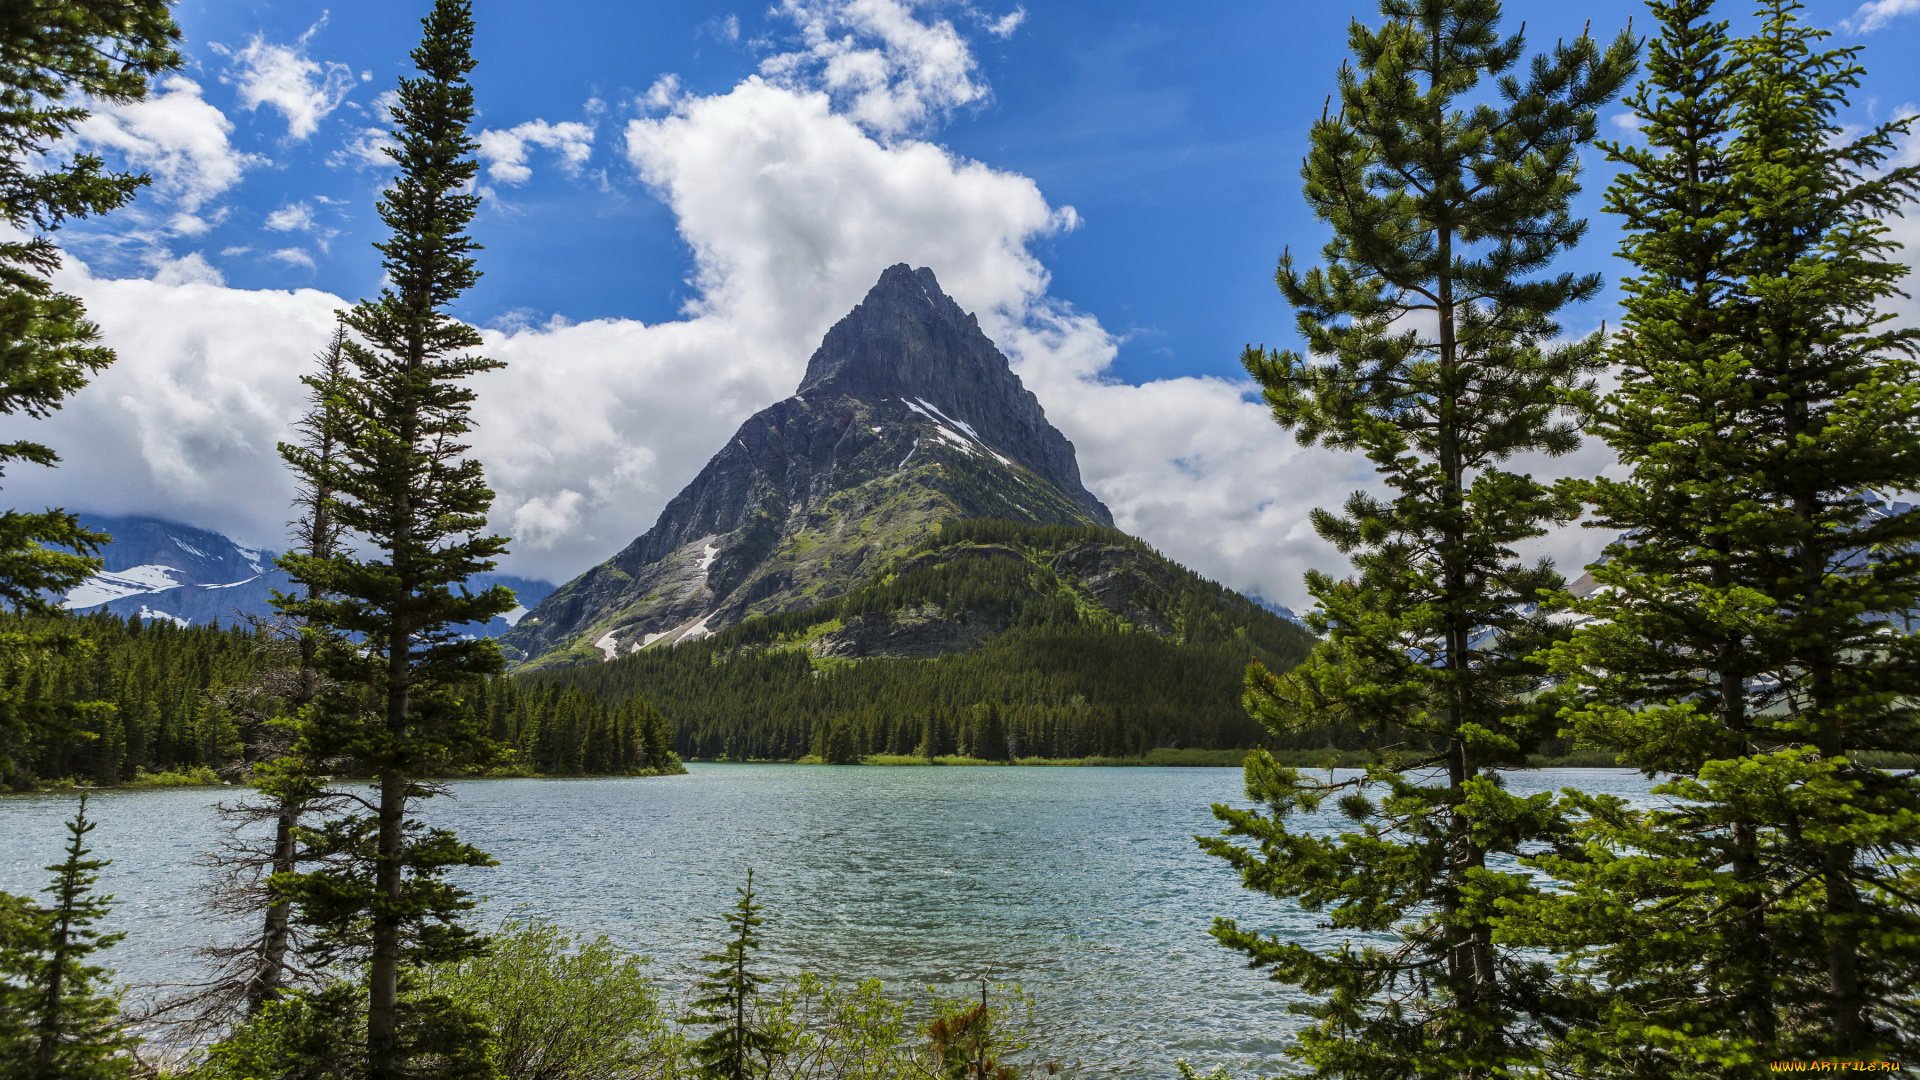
[1516,0,1920,1070]
[240,316,354,1018]
[275,2,513,1075]
[0,0,179,609]
[0,0,180,789]
[0,796,136,1079]
[152,321,360,1037]
[688,871,785,1080]
[1199,2,1635,1075]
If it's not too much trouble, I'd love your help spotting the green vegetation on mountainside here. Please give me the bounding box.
[524,520,1321,760]
[518,431,1107,670]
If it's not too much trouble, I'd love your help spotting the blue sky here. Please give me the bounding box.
[26,0,1920,602]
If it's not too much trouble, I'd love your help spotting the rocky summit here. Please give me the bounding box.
[503,264,1112,668]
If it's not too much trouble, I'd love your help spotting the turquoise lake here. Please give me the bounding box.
[0,764,1657,1074]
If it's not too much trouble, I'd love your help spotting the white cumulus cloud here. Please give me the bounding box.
[73,77,260,213]
[268,247,316,270]
[982,7,1027,39]
[476,120,596,185]
[264,203,317,232]
[144,251,225,287]
[759,0,989,136]
[17,0,1382,608]
[1842,0,1920,33]
[10,258,338,544]
[219,28,358,140]
[642,75,683,112]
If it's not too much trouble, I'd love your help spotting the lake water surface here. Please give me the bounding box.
[0,764,1656,1074]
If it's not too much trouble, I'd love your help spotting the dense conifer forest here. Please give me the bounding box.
[524,520,1321,761]
[0,612,678,785]
[0,613,262,784]
[473,677,678,776]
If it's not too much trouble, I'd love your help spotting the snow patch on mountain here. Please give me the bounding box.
[61,514,556,636]
[903,397,1012,465]
[594,631,620,661]
[678,612,717,643]
[65,565,185,608]
[137,605,189,628]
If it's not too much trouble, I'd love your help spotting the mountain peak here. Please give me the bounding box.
[797,264,993,403]
[504,263,1116,666]
[792,263,1104,523]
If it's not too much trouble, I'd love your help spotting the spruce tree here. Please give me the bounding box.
[1516,0,1920,1069]
[152,323,356,1036]
[0,0,180,789]
[688,871,786,1080]
[275,2,513,1075]
[0,796,136,1080]
[1199,2,1635,1075]
[245,315,353,1017]
[0,1,179,609]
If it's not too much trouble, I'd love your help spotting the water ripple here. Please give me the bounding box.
[0,765,1654,1075]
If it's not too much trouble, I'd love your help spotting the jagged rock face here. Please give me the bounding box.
[807,607,998,660]
[797,264,1105,519]
[504,265,1112,668]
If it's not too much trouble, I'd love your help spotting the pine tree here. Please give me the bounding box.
[688,870,786,1080]
[0,1,179,610]
[635,697,677,773]
[0,796,136,1079]
[275,2,513,1075]
[245,315,353,1017]
[1199,2,1635,1075]
[150,323,358,1036]
[1514,0,1920,1069]
[966,702,1010,761]
[0,0,180,790]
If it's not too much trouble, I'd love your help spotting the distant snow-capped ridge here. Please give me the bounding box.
[60,514,555,637]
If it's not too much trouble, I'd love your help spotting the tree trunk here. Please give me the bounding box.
[368,619,411,1079]
[367,768,407,1077]
[247,807,298,1013]
[1719,648,1776,1049]
[35,901,71,1065]
[1785,377,1863,1050]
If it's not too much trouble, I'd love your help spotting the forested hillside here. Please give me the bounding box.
[0,612,676,786]
[0,613,261,783]
[472,677,677,776]
[526,520,1321,760]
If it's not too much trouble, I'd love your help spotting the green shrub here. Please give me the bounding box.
[198,983,364,1080]
[419,921,676,1080]
[126,765,223,788]
[196,982,496,1080]
[750,977,1042,1080]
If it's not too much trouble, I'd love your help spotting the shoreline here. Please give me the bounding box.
[691,748,1637,769]
[6,763,690,794]
[27,749,1917,790]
